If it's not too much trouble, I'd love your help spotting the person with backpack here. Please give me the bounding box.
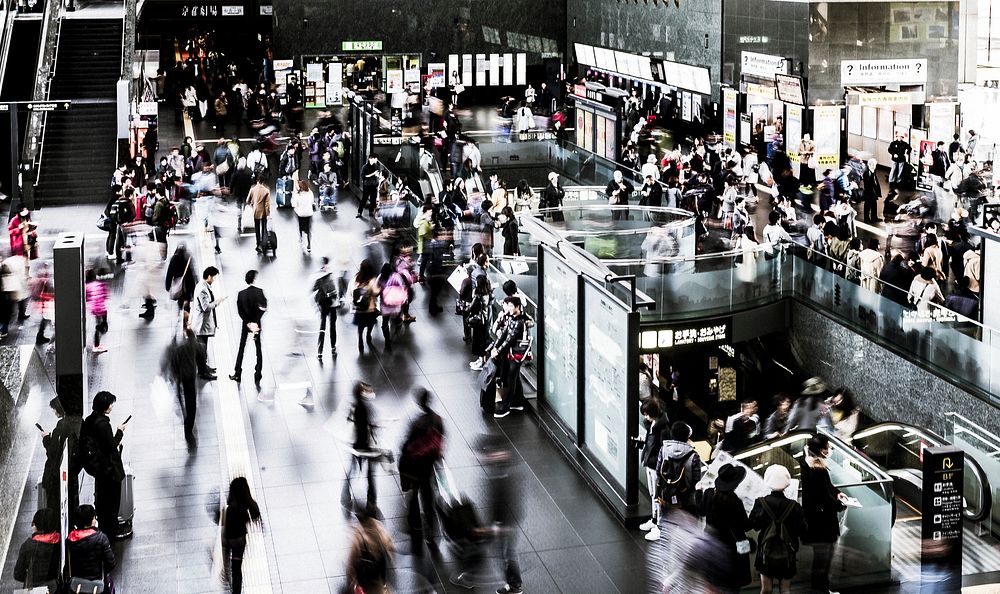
[78,391,127,540]
[750,465,806,594]
[398,388,445,549]
[637,399,670,541]
[14,508,60,591]
[352,259,381,355]
[66,505,116,592]
[699,463,752,593]
[313,258,340,359]
[653,421,702,546]
[467,275,494,371]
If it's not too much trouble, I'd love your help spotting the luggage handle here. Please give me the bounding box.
[435,465,460,505]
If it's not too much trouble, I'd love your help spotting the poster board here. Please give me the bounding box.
[516,53,527,85]
[427,63,446,88]
[723,88,738,149]
[489,54,501,86]
[475,54,487,87]
[786,104,803,175]
[503,54,514,86]
[462,54,473,87]
[848,105,862,136]
[813,106,842,168]
[541,247,580,433]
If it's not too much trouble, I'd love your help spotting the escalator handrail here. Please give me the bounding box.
[0,2,15,93]
[848,421,992,523]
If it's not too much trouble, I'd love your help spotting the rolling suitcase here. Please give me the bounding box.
[118,464,134,538]
[275,177,293,208]
[266,230,278,256]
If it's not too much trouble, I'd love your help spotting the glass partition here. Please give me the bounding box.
[538,247,579,435]
[944,413,1000,537]
[733,430,895,589]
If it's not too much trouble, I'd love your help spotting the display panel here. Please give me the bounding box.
[775,74,805,105]
[582,109,593,152]
[541,247,579,434]
[583,279,631,489]
[636,56,653,81]
[575,43,596,67]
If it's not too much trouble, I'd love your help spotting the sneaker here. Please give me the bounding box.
[497,585,523,594]
[450,572,476,590]
[639,519,656,531]
[493,408,510,419]
[92,346,108,354]
[644,525,661,541]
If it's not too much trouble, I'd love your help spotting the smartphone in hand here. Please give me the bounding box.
[123,415,133,425]
[35,423,44,432]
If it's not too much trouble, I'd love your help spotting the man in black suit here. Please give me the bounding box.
[229,269,268,387]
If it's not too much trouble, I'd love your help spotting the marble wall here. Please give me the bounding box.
[565,0,723,96]
[788,302,1000,436]
[271,0,566,65]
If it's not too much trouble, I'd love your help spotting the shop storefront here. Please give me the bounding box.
[299,47,421,107]
[570,83,625,162]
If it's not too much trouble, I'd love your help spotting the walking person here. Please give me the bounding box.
[352,259,381,354]
[291,179,316,252]
[398,388,445,549]
[359,154,380,218]
[862,158,881,223]
[221,476,261,594]
[229,270,267,388]
[342,382,384,512]
[246,176,271,254]
[801,433,848,594]
[484,433,523,594]
[167,327,207,441]
[191,266,225,380]
[312,257,339,359]
[347,504,395,594]
[750,465,806,594]
[377,262,408,352]
[78,391,127,540]
[85,269,109,354]
[32,263,54,345]
[700,463,752,594]
[165,243,196,312]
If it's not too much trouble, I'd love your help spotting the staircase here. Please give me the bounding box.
[34,18,122,205]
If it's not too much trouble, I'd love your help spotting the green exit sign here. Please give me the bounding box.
[341,40,382,52]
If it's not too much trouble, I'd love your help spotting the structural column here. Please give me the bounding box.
[53,232,87,416]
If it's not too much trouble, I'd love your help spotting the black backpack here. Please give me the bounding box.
[314,273,338,307]
[755,499,798,575]
[352,286,370,309]
[657,450,695,506]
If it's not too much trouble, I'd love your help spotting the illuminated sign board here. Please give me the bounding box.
[639,318,732,351]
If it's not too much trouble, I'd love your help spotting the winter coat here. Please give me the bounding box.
[701,488,752,588]
[79,412,124,482]
[799,454,844,544]
[749,492,806,579]
[640,414,670,469]
[13,532,60,586]
[655,439,702,510]
[67,528,115,580]
[85,280,109,317]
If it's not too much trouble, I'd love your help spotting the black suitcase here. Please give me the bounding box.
[266,230,278,255]
[434,467,482,545]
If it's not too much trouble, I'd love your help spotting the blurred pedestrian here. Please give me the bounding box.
[399,388,445,549]
[85,269,109,353]
[222,477,261,594]
[801,434,848,594]
[166,327,207,441]
[700,463,752,593]
[749,465,805,594]
[346,503,394,594]
[78,391,126,539]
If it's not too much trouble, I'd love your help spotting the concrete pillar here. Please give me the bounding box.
[53,233,87,416]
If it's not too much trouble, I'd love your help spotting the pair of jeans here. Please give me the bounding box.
[233,324,262,381]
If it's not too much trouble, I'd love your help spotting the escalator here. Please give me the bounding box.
[0,18,43,200]
[850,422,992,523]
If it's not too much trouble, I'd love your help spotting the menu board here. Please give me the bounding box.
[541,247,580,433]
[583,279,631,487]
[575,43,596,67]
[615,51,634,77]
[595,47,617,73]
[636,56,654,81]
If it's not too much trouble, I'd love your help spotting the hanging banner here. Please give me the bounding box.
[841,59,928,85]
[813,106,842,168]
[785,104,803,177]
[503,54,514,86]
[741,51,787,79]
[516,53,527,86]
[723,88,738,149]
[681,92,692,122]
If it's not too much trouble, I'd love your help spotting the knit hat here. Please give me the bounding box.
[763,464,791,492]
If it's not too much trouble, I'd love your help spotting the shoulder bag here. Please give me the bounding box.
[168,258,192,301]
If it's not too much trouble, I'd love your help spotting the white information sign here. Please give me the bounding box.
[741,51,786,78]
[841,59,928,85]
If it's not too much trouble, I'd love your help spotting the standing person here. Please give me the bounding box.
[749,465,806,594]
[636,399,670,541]
[78,391,126,539]
[229,270,267,388]
[230,157,253,204]
[513,179,535,213]
[887,133,912,199]
[167,327,207,441]
[213,92,228,136]
[41,398,79,512]
[639,173,663,219]
[352,259,381,354]
[700,464,752,594]
[85,269,109,354]
[514,101,533,133]
[499,206,520,256]
[398,388,445,548]
[542,172,565,222]
[312,257,339,359]
[606,170,634,221]
[13,508,60,591]
[467,276,494,370]
[291,179,316,252]
[165,243,196,312]
[377,262,407,352]
[859,239,885,292]
[721,399,760,454]
[489,296,530,418]
[342,382,383,511]
[1,253,30,333]
[246,176,271,254]
[66,505,115,590]
[800,434,848,594]
[191,266,225,380]
[930,141,950,183]
[862,158,881,223]
[222,477,262,594]
[908,267,945,312]
[359,154,380,218]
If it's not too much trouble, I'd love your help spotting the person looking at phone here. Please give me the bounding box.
[605,170,634,221]
[40,397,79,512]
[78,391,127,539]
[800,433,847,594]
[230,270,268,388]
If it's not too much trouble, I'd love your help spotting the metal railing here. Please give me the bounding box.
[29,15,60,184]
[0,1,17,92]
[20,0,60,184]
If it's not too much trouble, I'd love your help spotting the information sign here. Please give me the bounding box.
[921,446,963,591]
[639,318,732,351]
[341,40,383,52]
[841,59,927,85]
[541,247,579,432]
[741,51,786,78]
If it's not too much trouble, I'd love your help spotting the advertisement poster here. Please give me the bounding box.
[475,54,487,87]
[462,54,473,87]
[604,115,616,160]
[723,88,738,149]
[582,110,593,152]
[427,63,446,88]
[681,91,692,122]
[813,106,841,168]
[516,53,527,85]
[785,104,802,176]
[386,69,404,94]
[918,139,936,190]
[909,128,927,166]
[541,247,580,430]
[489,54,500,86]
[739,114,752,146]
[928,102,956,144]
[596,114,607,159]
[448,55,460,84]
[503,54,514,86]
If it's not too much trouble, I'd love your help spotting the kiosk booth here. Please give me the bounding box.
[301,50,422,107]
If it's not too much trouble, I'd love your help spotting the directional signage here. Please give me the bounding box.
[0,103,9,112]
[921,446,963,591]
[25,101,71,112]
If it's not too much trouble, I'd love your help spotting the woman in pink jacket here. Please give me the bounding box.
[85,269,109,353]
